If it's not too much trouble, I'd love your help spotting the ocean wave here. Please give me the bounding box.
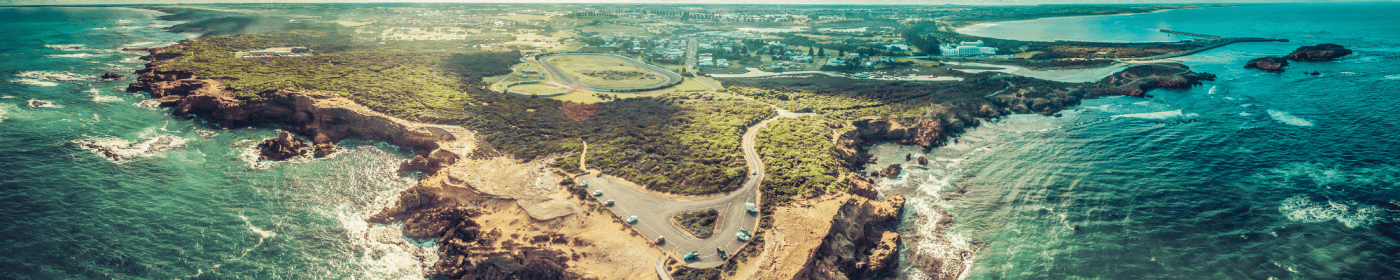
[13,78,59,87]
[44,44,85,50]
[1279,196,1386,228]
[1263,162,1400,187]
[44,53,97,58]
[134,99,164,110]
[86,87,123,102]
[1384,74,1400,80]
[1111,110,1198,120]
[71,133,188,163]
[0,103,11,123]
[1266,109,1314,126]
[17,71,92,81]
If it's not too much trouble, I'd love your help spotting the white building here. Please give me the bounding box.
[941,40,998,56]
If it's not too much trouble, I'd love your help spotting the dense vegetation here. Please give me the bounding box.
[153,28,774,195]
[155,31,518,123]
[671,209,719,238]
[756,117,851,207]
[464,91,774,195]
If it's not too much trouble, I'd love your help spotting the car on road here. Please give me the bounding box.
[592,190,602,197]
[626,215,638,224]
[655,236,665,244]
[736,228,751,241]
[604,200,614,206]
[751,170,757,176]
[579,181,588,187]
[716,247,728,260]
[745,202,757,214]
[683,251,699,261]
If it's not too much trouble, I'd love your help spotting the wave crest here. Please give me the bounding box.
[1266,109,1313,126]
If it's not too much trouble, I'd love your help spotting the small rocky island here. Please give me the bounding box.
[1285,43,1353,60]
[1244,57,1289,72]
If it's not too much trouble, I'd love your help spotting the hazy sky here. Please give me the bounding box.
[1,0,1389,6]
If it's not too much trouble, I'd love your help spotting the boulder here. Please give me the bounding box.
[100,72,125,81]
[258,131,306,161]
[917,156,929,165]
[878,164,902,178]
[1244,56,1289,72]
[1285,43,1353,60]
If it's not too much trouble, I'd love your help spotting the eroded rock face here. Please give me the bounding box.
[1245,57,1289,72]
[879,164,902,179]
[798,195,906,280]
[400,149,461,174]
[258,131,306,161]
[1286,43,1353,60]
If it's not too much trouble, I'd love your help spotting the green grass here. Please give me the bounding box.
[756,117,846,206]
[545,55,669,89]
[672,209,719,238]
[153,31,518,123]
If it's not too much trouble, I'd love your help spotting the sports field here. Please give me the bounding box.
[539,54,681,91]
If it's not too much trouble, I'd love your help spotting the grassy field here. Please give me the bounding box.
[545,55,670,89]
[152,31,518,123]
[672,209,720,238]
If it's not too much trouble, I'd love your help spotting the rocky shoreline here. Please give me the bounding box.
[129,38,1217,279]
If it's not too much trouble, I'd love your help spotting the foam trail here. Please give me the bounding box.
[1267,109,1314,126]
[1279,196,1384,228]
[1111,110,1198,120]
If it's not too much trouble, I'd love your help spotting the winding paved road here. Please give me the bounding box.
[578,108,809,268]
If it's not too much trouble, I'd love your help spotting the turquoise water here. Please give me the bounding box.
[0,7,433,279]
[880,3,1400,279]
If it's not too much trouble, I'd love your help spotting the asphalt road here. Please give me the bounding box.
[579,114,787,268]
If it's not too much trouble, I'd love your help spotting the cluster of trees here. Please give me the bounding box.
[901,21,942,55]
[463,91,775,195]
[157,31,518,123]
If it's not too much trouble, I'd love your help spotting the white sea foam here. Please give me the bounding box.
[13,79,59,87]
[44,44,85,50]
[17,71,92,81]
[45,53,96,58]
[1111,110,1198,120]
[71,133,188,163]
[239,214,277,239]
[1279,196,1384,228]
[1267,109,1314,126]
[1384,74,1400,80]
[133,99,164,110]
[85,87,123,102]
[0,103,11,123]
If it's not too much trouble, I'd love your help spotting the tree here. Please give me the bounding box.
[817,48,824,57]
[808,47,814,56]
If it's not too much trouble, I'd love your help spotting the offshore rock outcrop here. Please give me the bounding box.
[258,131,306,160]
[1285,43,1353,60]
[1244,56,1290,72]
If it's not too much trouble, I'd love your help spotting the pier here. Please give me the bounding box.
[1123,30,1288,61]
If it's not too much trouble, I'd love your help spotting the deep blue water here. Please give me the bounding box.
[0,7,433,279]
[876,3,1400,279]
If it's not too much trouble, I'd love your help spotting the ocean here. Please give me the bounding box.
[878,3,1400,279]
[0,7,433,279]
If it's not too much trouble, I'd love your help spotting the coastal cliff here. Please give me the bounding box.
[798,195,906,280]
